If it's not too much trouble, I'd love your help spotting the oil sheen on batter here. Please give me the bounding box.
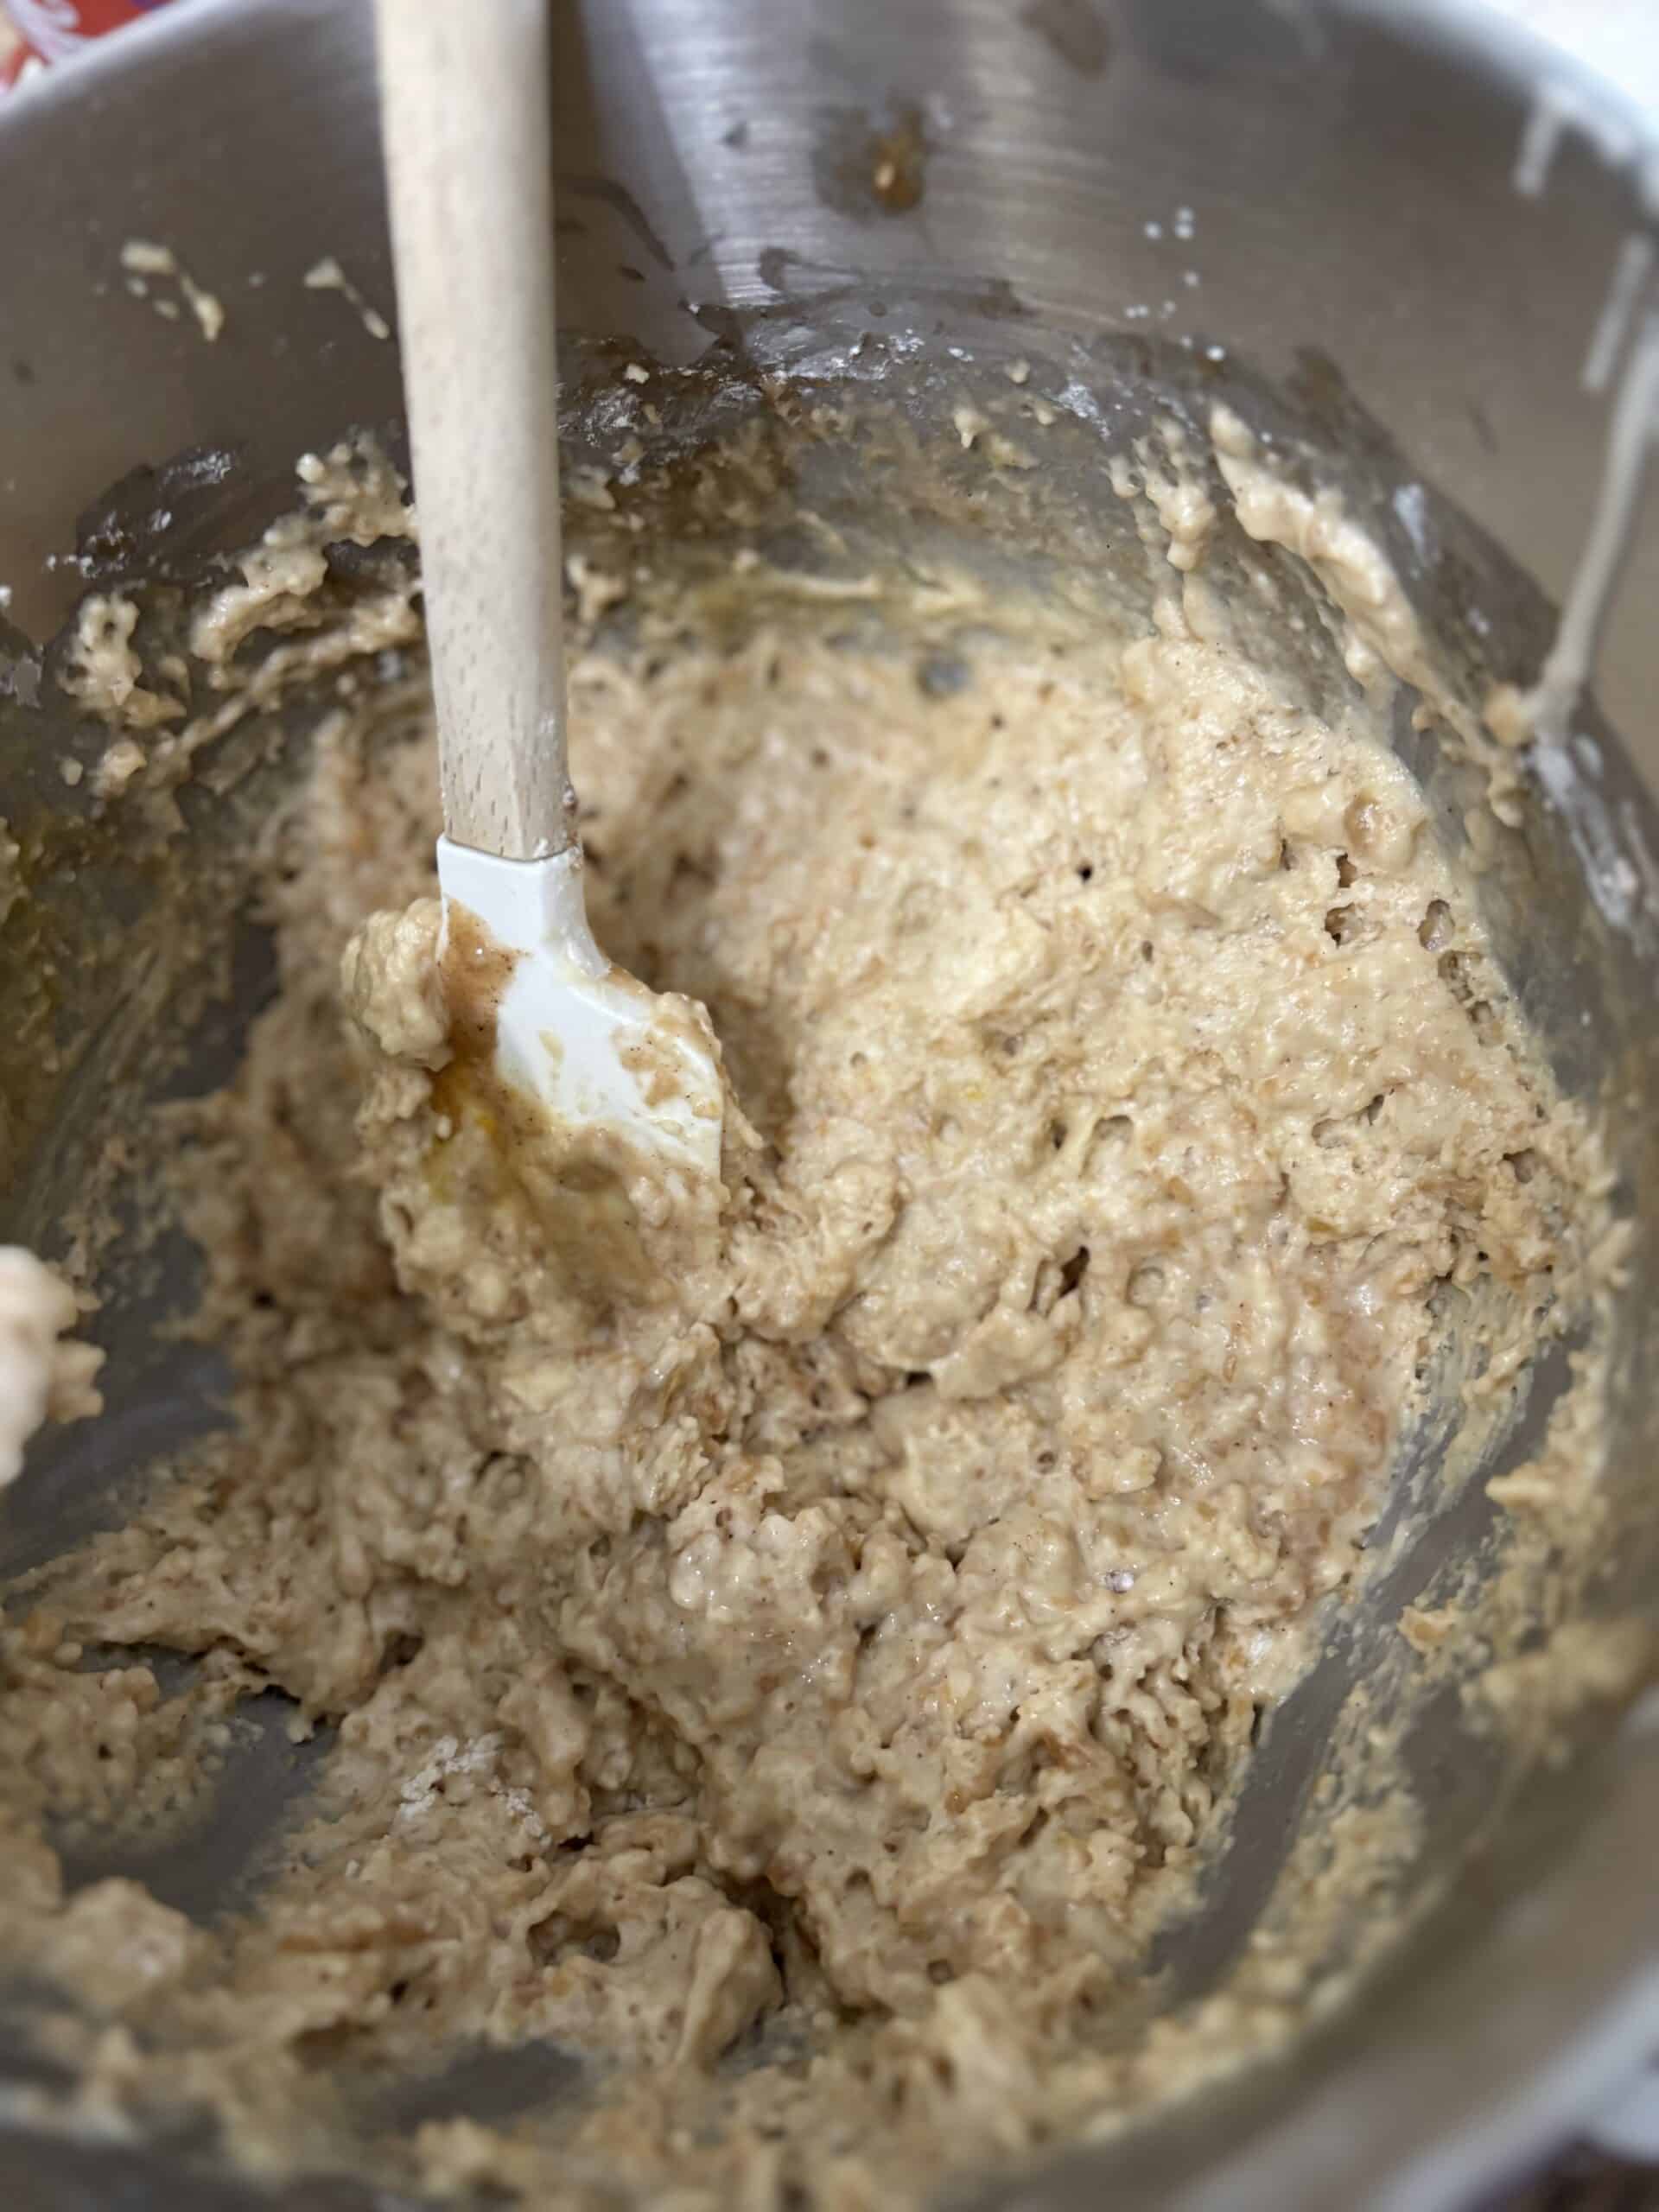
[0,410,1607,2209]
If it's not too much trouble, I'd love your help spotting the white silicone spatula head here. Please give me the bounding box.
[373,0,722,1179]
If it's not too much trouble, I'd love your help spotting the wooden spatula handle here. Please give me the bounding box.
[374,0,572,861]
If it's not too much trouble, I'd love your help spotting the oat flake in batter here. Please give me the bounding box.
[0,403,1610,2209]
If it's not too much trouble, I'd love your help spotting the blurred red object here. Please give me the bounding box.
[2,0,175,87]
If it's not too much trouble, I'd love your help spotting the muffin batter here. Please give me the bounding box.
[0,403,1612,2207]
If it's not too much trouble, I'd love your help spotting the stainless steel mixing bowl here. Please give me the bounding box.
[0,3,1656,2209]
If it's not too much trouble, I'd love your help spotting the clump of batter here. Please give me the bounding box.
[0,404,1611,2208]
[0,1249,102,1486]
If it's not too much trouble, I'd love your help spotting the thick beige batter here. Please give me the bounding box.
[0,404,1615,2207]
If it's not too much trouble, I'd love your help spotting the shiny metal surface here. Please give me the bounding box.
[0,3,1656,2208]
[1,0,1656,784]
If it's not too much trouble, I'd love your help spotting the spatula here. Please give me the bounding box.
[373,0,723,1179]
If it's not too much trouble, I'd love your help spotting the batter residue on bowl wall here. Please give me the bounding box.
[0,386,1628,2209]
